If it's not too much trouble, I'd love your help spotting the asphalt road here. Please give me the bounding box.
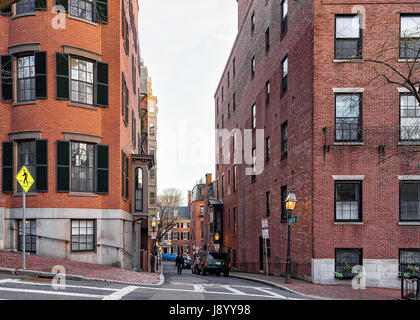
[0,261,310,300]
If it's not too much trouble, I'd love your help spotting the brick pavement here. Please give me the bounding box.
[231,272,402,300]
[0,251,161,285]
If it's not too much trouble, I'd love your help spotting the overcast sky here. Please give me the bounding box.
[138,0,238,205]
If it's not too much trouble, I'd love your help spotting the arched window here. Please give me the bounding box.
[135,167,143,211]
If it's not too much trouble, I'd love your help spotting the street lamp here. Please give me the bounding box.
[214,233,220,242]
[151,216,157,273]
[285,187,297,284]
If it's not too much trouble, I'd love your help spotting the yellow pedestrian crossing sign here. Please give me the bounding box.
[16,166,35,193]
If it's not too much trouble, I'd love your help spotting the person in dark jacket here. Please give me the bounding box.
[175,254,184,275]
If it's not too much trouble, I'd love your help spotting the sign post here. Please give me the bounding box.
[262,226,269,277]
[16,166,35,270]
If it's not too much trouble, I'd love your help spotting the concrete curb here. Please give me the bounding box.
[0,266,163,287]
[230,273,329,300]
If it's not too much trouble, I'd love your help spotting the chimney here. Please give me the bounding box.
[187,190,192,204]
[206,173,212,186]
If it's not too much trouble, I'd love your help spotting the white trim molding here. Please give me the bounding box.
[332,88,365,93]
[397,87,418,93]
[398,175,420,181]
[332,175,365,180]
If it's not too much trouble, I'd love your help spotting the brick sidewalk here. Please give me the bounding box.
[231,272,402,300]
[0,251,161,285]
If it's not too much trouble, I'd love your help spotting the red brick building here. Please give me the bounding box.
[0,0,155,271]
[214,0,420,288]
[188,182,206,254]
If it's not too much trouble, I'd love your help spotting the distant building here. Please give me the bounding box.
[164,206,190,255]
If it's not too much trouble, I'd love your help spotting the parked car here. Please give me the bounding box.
[197,251,230,277]
[162,253,177,261]
[184,255,192,269]
[192,257,201,274]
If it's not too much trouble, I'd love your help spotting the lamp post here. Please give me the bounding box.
[285,186,297,284]
[150,216,157,273]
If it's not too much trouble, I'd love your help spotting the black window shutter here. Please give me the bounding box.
[35,139,48,192]
[125,87,129,126]
[2,142,13,193]
[1,55,13,102]
[95,61,108,107]
[122,151,125,198]
[56,140,69,192]
[125,154,129,200]
[122,73,125,116]
[55,52,69,100]
[35,51,47,99]
[1,6,12,15]
[96,0,108,23]
[55,0,68,12]
[35,0,47,10]
[96,145,109,194]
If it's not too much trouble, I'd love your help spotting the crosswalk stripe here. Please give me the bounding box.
[193,284,205,292]
[102,286,138,300]
[7,279,118,292]
[0,286,104,298]
[253,287,288,299]
[221,285,247,295]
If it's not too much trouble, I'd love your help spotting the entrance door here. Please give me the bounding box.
[259,236,264,271]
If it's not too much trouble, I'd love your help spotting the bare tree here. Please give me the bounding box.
[155,188,184,246]
[0,0,19,11]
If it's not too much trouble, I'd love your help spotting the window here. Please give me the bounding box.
[132,110,136,148]
[266,191,270,216]
[150,169,155,180]
[200,205,204,215]
[281,186,288,221]
[335,93,362,142]
[149,100,155,113]
[266,81,270,104]
[222,115,224,129]
[233,165,237,192]
[281,0,288,35]
[216,98,219,114]
[122,73,129,126]
[132,55,136,93]
[172,232,179,241]
[149,123,155,137]
[399,249,420,274]
[251,147,256,182]
[265,27,270,51]
[233,207,237,236]
[70,0,94,22]
[71,220,95,252]
[251,11,255,34]
[233,92,236,112]
[150,146,155,155]
[181,232,189,240]
[222,86,224,102]
[400,181,420,221]
[400,93,420,141]
[135,168,143,211]
[17,55,35,102]
[281,56,288,93]
[233,58,236,78]
[222,175,225,198]
[183,222,189,228]
[150,191,155,205]
[228,103,231,118]
[252,103,256,130]
[335,181,362,221]
[335,248,362,274]
[266,137,271,160]
[71,58,94,105]
[228,169,231,186]
[281,122,288,157]
[71,142,94,193]
[335,15,362,59]
[200,221,204,240]
[18,219,36,253]
[227,72,230,88]
[17,141,36,193]
[172,246,178,254]
[16,0,35,15]
[183,246,189,254]
[400,15,420,59]
[251,56,256,78]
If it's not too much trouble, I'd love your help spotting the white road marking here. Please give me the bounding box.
[0,286,104,298]
[119,285,287,299]
[221,285,247,295]
[193,284,205,292]
[0,279,11,284]
[6,279,118,291]
[102,286,138,300]
[253,287,288,299]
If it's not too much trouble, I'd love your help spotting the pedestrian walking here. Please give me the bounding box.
[176,254,184,275]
